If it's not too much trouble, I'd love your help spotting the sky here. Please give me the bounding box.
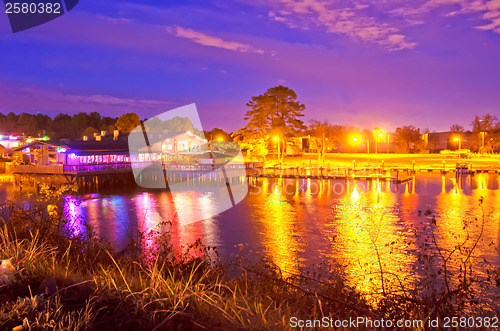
[0,0,499,132]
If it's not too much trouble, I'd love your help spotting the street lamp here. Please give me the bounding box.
[217,137,223,141]
[454,137,461,160]
[373,129,384,154]
[274,136,280,162]
[480,132,485,154]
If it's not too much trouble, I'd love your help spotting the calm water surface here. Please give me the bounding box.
[56,173,500,297]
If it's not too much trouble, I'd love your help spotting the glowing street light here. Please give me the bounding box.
[217,137,223,141]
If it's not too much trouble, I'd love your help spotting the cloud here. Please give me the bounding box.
[266,0,417,50]
[0,83,174,115]
[168,26,265,54]
[264,0,500,50]
[476,17,500,32]
[392,0,500,34]
[64,94,172,108]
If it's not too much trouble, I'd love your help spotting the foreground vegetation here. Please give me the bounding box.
[0,188,499,330]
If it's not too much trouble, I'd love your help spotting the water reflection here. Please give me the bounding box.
[254,179,298,275]
[58,173,500,300]
[64,191,220,254]
[435,174,500,286]
[332,181,416,296]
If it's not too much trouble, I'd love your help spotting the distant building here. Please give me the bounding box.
[0,134,22,149]
[427,132,471,153]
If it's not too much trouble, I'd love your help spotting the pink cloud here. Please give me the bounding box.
[168,26,265,54]
[264,0,418,50]
[392,0,500,34]
[264,0,500,50]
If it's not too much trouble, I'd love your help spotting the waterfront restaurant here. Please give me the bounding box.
[135,131,208,163]
[12,130,208,168]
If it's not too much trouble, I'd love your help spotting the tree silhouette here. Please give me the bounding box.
[394,126,423,153]
[232,128,269,162]
[307,120,350,157]
[244,85,306,136]
[83,127,99,137]
[204,128,232,142]
[450,124,465,133]
[0,111,118,140]
[471,114,497,132]
[242,86,306,160]
[115,113,140,133]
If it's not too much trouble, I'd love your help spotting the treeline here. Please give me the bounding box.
[0,112,117,140]
[233,85,500,158]
[2,90,498,152]
[0,111,236,143]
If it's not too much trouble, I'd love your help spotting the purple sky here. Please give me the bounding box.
[0,0,499,132]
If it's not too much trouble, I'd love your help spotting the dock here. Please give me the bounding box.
[11,162,249,191]
[9,160,500,191]
[12,163,135,190]
[248,173,414,184]
[249,165,415,184]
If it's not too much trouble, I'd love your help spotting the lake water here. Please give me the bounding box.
[3,173,500,300]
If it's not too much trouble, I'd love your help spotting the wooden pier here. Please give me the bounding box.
[11,162,250,191]
[249,173,414,184]
[250,165,414,184]
[10,159,500,191]
[12,163,136,191]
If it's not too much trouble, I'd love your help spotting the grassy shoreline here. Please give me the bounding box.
[0,223,367,330]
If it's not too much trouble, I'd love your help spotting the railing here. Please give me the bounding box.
[13,163,132,175]
[63,163,132,173]
[13,164,65,174]
[160,163,246,172]
[13,162,248,175]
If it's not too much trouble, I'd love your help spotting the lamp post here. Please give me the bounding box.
[454,137,461,160]
[480,132,485,154]
[373,129,384,154]
[321,131,325,164]
[353,137,369,154]
[376,132,383,154]
[274,136,280,163]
